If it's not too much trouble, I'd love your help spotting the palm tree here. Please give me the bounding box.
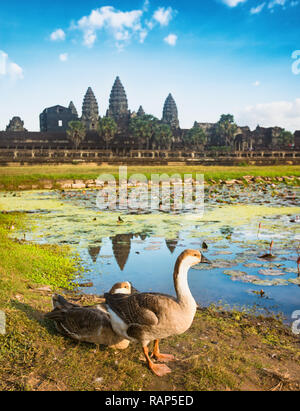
[183,123,207,150]
[67,121,86,150]
[98,117,118,149]
[215,114,238,147]
[153,123,173,150]
[129,115,159,149]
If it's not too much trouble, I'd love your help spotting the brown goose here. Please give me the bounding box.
[45,282,133,350]
[105,249,211,377]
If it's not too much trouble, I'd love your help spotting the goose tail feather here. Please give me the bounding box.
[51,294,78,310]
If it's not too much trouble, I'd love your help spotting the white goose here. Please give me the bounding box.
[105,249,211,377]
[45,282,133,350]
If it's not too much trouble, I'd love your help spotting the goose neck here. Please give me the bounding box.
[174,259,194,305]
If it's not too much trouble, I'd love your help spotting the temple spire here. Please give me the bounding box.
[106,76,130,127]
[137,106,145,117]
[69,101,78,117]
[162,93,179,129]
[81,87,99,131]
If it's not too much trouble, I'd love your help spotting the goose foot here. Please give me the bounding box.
[143,344,172,377]
[153,353,175,363]
[152,339,176,363]
[149,362,172,377]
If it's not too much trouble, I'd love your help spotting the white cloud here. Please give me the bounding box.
[221,0,298,12]
[153,7,174,26]
[56,4,178,49]
[252,80,261,86]
[50,28,66,41]
[248,0,298,14]
[237,99,300,131]
[59,53,68,62]
[55,5,178,49]
[250,3,266,13]
[221,0,247,7]
[76,6,144,48]
[139,29,148,43]
[0,50,23,80]
[9,62,24,79]
[164,33,178,46]
[267,0,299,9]
[82,30,97,48]
[268,0,286,8]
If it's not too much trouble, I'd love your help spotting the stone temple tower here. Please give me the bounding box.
[6,116,27,132]
[162,93,179,129]
[137,106,145,117]
[68,101,78,117]
[81,87,99,131]
[106,77,130,127]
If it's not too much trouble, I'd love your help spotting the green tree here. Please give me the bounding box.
[129,115,159,149]
[67,121,86,150]
[215,114,238,147]
[278,129,294,148]
[183,123,207,150]
[98,117,118,149]
[152,123,173,150]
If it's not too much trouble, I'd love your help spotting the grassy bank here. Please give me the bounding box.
[0,164,299,190]
[0,213,299,391]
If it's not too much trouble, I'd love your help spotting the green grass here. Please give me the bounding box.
[0,213,79,304]
[0,213,299,391]
[0,164,299,190]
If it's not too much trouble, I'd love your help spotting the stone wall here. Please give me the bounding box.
[1,129,299,154]
[0,148,299,166]
[0,131,101,150]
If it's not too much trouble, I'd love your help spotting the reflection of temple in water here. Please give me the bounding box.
[88,245,101,263]
[165,238,178,254]
[111,234,133,271]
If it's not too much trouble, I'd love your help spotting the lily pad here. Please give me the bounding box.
[212,260,236,269]
[284,267,299,274]
[288,278,300,285]
[192,264,211,271]
[258,269,286,276]
[252,278,288,286]
[243,263,264,268]
[224,270,247,277]
[234,275,261,284]
[211,251,232,255]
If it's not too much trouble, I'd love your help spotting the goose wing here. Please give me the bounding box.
[105,292,176,327]
[45,307,110,338]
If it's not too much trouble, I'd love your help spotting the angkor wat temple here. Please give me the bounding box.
[0,76,299,164]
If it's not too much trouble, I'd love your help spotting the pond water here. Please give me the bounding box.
[1,182,299,322]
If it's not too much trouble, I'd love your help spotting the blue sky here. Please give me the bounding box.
[1,0,300,131]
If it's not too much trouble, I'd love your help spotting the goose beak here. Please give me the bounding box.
[201,255,212,264]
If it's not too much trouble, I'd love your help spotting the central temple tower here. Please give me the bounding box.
[162,93,179,129]
[106,77,130,127]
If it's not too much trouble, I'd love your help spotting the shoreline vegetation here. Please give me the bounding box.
[0,165,299,191]
[0,211,299,391]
